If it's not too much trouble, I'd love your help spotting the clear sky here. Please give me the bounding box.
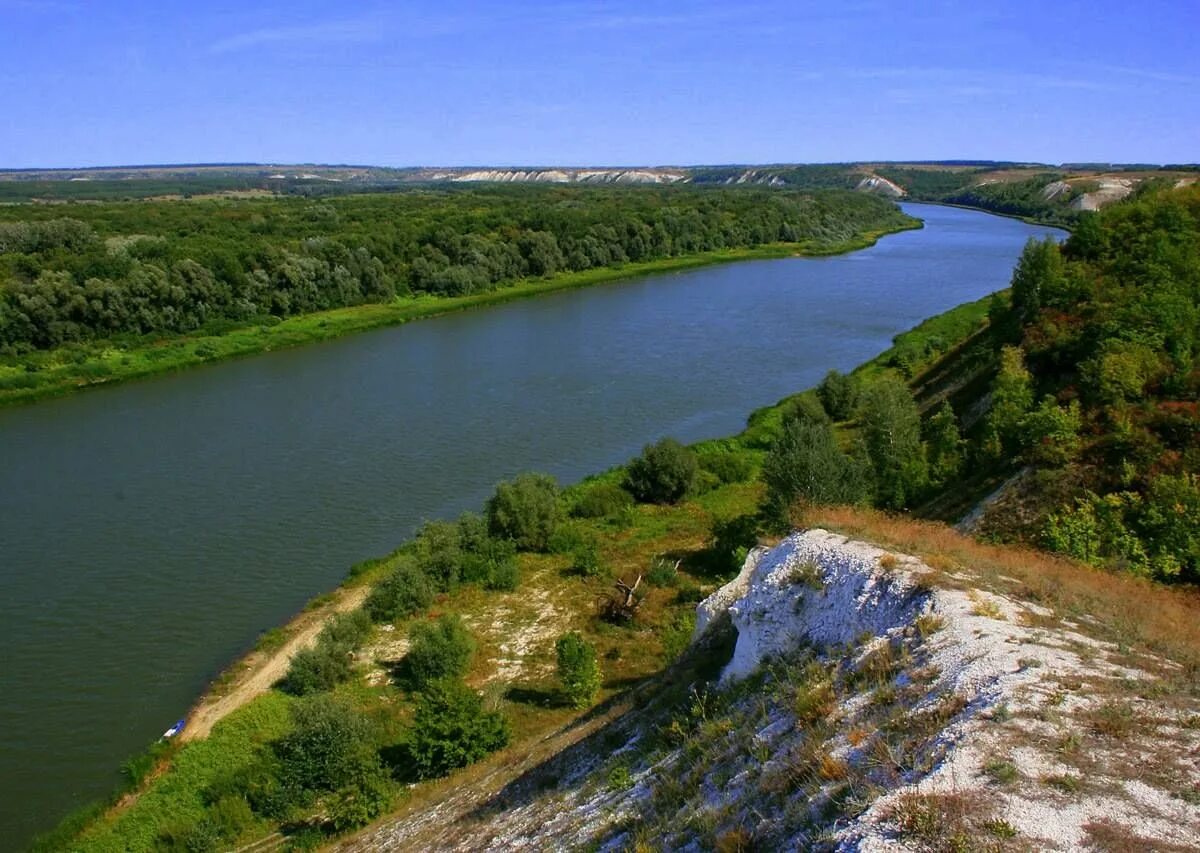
[2,0,1197,169]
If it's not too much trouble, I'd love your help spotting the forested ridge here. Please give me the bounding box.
[771,185,1200,582]
[0,186,910,356]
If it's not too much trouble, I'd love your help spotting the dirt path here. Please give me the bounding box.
[180,586,369,741]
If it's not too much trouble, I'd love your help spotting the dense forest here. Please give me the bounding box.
[0,186,909,355]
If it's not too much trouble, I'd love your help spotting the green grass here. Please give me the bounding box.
[0,223,918,408]
[62,693,292,852]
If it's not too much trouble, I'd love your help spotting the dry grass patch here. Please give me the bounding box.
[793,506,1200,676]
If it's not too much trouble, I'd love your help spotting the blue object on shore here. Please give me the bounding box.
[162,718,186,739]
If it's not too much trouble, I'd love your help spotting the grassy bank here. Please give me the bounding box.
[0,222,918,408]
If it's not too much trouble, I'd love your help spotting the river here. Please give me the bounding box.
[0,203,1064,847]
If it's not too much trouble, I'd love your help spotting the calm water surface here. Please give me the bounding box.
[0,204,1063,846]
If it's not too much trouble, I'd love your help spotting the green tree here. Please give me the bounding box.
[1010,238,1065,322]
[817,369,859,421]
[1020,396,1082,466]
[555,632,601,708]
[625,437,698,504]
[762,417,870,523]
[486,472,561,551]
[858,376,928,510]
[274,696,382,795]
[398,679,511,780]
[413,520,463,591]
[983,346,1035,457]
[364,559,434,624]
[405,614,476,689]
[925,402,964,485]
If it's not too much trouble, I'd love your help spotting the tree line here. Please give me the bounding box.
[0,186,909,353]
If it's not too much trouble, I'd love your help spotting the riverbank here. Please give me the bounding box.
[0,222,919,408]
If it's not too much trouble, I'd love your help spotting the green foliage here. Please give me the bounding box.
[708,514,760,575]
[1044,473,1200,582]
[282,609,373,696]
[405,614,476,689]
[396,679,510,780]
[762,417,869,523]
[925,402,964,486]
[697,448,755,484]
[645,556,680,587]
[1010,238,1066,321]
[817,369,860,420]
[983,346,1034,457]
[1020,396,1082,466]
[625,437,698,504]
[486,472,561,551]
[570,540,607,578]
[0,185,910,358]
[364,559,434,624]
[482,555,521,592]
[572,482,635,518]
[274,696,382,796]
[412,520,463,592]
[556,632,601,708]
[858,376,928,510]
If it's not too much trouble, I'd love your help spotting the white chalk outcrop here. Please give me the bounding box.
[855,174,906,198]
[695,530,929,681]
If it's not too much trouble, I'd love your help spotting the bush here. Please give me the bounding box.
[455,511,491,554]
[405,614,476,689]
[762,417,870,523]
[817,370,860,421]
[625,437,698,504]
[413,520,462,591]
[281,641,354,697]
[708,514,760,575]
[461,536,517,586]
[572,482,634,518]
[365,559,434,624]
[274,696,381,795]
[321,609,372,647]
[483,555,521,591]
[398,679,510,780]
[570,540,607,578]
[645,556,680,587]
[781,394,831,426]
[556,632,601,708]
[486,472,561,551]
[697,448,754,485]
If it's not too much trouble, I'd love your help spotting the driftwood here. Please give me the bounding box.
[599,574,643,623]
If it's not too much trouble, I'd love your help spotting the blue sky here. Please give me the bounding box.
[1,0,1197,168]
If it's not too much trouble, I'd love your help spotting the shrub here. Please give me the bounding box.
[709,513,759,574]
[455,511,491,554]
[281,641,354,696]
[817,369,860,421]
[486,472,561,551]
[572,482,634,518]
[925,402,965,485]
[483,554,521,591]
[321,609,372,647]
[697,448,755,485]
[365,559,434,624]
[413,519,462,591]
[625,437,698,504]
[645,556,680,587]
[762,416,870,523]
[571,540,607,578]
[405,614,476,689]
[781,393,832,427]
[556,632,601,708]
[398,679,510,780]
[274,696,381,795]
[461,537,517,586]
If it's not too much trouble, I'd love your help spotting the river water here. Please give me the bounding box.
[0,203,1063,846]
